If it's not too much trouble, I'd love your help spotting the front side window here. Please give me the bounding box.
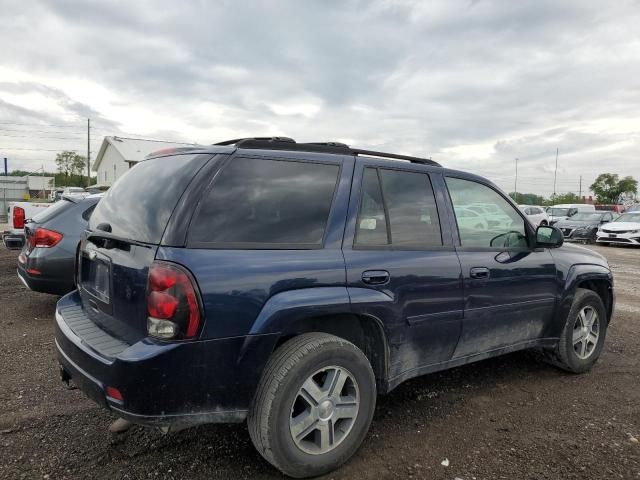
[190,157,339,247]
[355,168,442,248]
[447,177,527,248]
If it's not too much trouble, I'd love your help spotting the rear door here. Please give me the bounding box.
[444,176,558,358]
[343,159,463,381]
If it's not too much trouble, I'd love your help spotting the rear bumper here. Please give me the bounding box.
[55,291,278,427]
[17,260,75,295]
[3,232,24,250]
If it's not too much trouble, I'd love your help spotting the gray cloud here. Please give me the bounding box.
[0,0,639,196]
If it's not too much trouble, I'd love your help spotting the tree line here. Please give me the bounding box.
[510,173,637,206]
[7,151,96,188]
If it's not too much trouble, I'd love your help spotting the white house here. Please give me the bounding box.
[92,136,196,186]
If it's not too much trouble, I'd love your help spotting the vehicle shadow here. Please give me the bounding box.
[100,351,562,479]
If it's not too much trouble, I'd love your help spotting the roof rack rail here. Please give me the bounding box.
[213,137,441,167]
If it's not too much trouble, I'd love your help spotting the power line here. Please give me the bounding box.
[0,133,101,141]
[0,121,86,128]
[0,147,81,152]
[0,127,87,135]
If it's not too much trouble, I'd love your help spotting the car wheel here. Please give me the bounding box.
[540,220,548,226]
[248,333,376,478]
[546,288,608,373]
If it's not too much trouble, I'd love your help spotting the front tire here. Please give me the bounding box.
[248,333,376,478]
[548,288,608,373]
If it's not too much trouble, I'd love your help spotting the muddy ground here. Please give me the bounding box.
[0,244,638,479]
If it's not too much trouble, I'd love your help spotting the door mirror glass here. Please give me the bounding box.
[536,225,563,248]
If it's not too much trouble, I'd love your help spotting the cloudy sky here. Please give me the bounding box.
[1,0,639,197]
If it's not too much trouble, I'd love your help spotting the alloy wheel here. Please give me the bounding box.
[573,306,600,360]
[289,366,360,455]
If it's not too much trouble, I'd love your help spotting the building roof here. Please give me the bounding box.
[92,136,197,171]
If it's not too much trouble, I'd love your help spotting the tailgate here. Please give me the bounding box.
[78,234,157,344]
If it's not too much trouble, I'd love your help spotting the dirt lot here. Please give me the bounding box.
[0,245,639,480]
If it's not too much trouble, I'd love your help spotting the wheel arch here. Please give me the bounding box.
[576,278,614,323]
[272,313,390,392]
[563,264,614,324]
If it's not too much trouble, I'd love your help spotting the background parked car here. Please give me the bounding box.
[17,194,102,295]
[453,206,489,230]
[3,201,51,250]
[519,205,549,226]
[547,204,595,224]
[595,204,626,214]
[555,211,615,243]
[596,211,640,246]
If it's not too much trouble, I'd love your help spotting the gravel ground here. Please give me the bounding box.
[0,244,639,480]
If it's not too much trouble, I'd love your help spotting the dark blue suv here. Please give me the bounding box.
[55,137,614,478]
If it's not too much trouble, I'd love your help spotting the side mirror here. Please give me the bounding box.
[536,225,563,248]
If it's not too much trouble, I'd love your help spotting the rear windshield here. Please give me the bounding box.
[31,199,73,224]
[89,154,211,243]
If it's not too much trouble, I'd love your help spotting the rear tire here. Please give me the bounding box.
[248,333,376,478]
[546,288,608,373]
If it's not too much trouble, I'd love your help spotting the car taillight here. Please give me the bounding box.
[29,228,63,248]
[13,206,25,229]
[146,262,202,340]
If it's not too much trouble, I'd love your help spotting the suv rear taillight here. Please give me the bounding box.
[29,228,63,248]
[13,206,25,229]
[146,262,202,340]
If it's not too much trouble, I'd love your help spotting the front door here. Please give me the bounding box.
[444,176,559,358]
[343,160,464,382]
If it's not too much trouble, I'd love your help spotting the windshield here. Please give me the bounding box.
[548,208,570,216]
[615,213,640,223]
[570,213,603,221]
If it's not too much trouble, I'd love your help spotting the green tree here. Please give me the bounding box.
[509,192,546,205]
[55,151,86,180]
[590,173,638,203]
[549,192,582,205]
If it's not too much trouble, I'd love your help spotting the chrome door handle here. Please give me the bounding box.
[362,270,390,285]
[470,267,490,279]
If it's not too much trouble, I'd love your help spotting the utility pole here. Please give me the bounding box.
[87,118,91,188]
[514,158,518,203]
[553,147,559,200]
[579,175,582,201]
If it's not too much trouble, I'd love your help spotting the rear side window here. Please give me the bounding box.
[89,154,211,244]
[31,199,74,223]
[189,157,340,247]
[82,204,96,221]
[355,168,442,248]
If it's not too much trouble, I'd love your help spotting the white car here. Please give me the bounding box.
[596,212,640,246]
[519,205,550,226]
[454,207,489,231]
[2,201,51,249]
